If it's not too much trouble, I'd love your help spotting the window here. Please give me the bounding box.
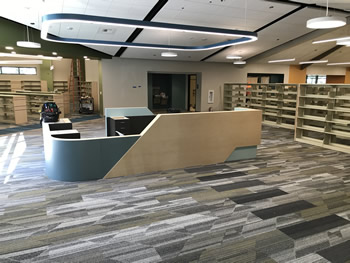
[0,66,37,75]
[306,75,326,84]
[1,67,19,75]
[19,67,37,75]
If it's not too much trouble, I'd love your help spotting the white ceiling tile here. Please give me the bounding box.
[1,0,350,63]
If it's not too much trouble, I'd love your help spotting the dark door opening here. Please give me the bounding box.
[247,73,284,83]
[148,72,200,113]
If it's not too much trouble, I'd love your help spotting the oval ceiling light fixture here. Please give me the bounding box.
[234,61,246,65]
[17,41,41,48]
[307,16,346,29]
[5,46,14,50]
[226,55,242,59]
[161,51,178,57]
[41,13,258,51]
[306,0,346,29]
[268,58,295,63]
[17,25,41,48]
[52,52,57,55]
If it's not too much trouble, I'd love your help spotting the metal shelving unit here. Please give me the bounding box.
[224,83,298,129]
[295,84,350,153]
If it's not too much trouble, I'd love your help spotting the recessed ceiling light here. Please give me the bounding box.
[161,51,178,57]
[226,55,242,59]
[299,60,328,64]
[234,61,246,65]
[52,52,57,55]
[5,46,14,50]
[83,56,88,59]
[268,58,295,63]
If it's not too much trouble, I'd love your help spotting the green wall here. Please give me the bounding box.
[0,17,111,59]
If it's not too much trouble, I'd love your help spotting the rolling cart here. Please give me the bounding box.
[79,96,94,114]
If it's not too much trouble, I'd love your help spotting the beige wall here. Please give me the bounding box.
[0,63,40,81]
[85,59,99,82]
[306,65,346,75]
[101,58,290,111]
[52,58,71,81]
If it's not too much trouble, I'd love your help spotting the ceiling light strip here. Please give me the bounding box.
[327,62,350,65]
[268,58,295,63]
[299,60,328,64]
[41,13,258,51]
[313,37,350,44]
[0,53,62,60]
[0,60,43,65]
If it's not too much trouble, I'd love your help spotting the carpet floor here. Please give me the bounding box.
[0,119,350,262]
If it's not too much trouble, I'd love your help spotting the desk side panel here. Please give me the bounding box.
[45,136,139,181]
[105,110,262,179]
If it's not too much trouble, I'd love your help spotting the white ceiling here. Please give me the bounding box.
[0,0,350,64]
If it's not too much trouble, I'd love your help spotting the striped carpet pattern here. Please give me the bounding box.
[1,119,350,262]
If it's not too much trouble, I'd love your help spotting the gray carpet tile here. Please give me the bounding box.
[1,120,350,262]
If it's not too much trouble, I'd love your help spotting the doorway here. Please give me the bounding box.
[148,72,201,112]
[247,73,284,83]
[188,74,197,111]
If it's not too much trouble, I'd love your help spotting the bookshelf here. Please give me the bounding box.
[295,84,350,153]
[224,83,298,129]
[0,94,27,124]
[21,80,47,92]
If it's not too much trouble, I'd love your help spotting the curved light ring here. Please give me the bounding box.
[41,13,258,51]
[306,16,346,29]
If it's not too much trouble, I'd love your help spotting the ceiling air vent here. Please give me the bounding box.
[98,28,116,34]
